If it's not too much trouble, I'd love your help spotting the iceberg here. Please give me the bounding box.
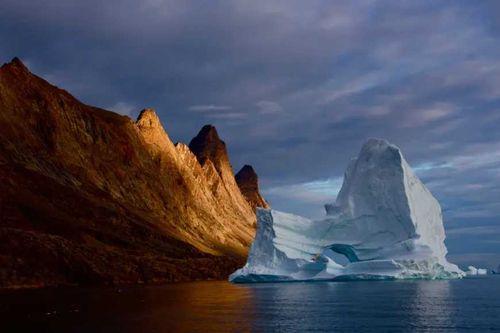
[230,139,464,283]
[466,266,488,276]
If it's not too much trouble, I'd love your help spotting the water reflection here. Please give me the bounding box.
[407,280,454,330]
[1,277,499,332]
[1,281,256,333]
[246,280,457,331]
[135,281,257,332]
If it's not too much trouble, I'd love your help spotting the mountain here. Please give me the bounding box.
[0,57,267,288]
[235,165,270,211]
[230,139,463,283]
[187,125,256,218]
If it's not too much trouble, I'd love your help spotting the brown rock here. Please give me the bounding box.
[188,125,228,170]
[236,165,270,210]
[135,108,178,160]
[0,58,256,288]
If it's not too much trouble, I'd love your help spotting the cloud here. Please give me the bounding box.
[264,177,343,204]
[188,105,232,112]
[419,105,455,121]
[320,71,389,105]
[188,104,243,121]
[413,161,453,173]
[256,100,283,114]
[262,177,343,219]
[447,226,500,236]
[402,103,456,127]
[446,142,500,171]
[107,101,137,117]
[206,112,247,120]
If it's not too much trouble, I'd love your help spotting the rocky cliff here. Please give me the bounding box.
[0,57,267,288]
[236,165,270,210]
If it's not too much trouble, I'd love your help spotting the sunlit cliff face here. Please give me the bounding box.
[0,58,270,287]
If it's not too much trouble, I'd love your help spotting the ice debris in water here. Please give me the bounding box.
[466,266,488,276]
[230,139,464,283]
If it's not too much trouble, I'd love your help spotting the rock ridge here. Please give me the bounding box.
[0,57,269,288]
[236,165,270,210]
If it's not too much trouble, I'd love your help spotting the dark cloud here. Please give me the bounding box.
[2,0,500,267]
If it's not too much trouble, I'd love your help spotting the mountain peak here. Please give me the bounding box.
[1,57,30,75]
[188,124,228,168]
[236,164,269,210]
[197,124,221,143]
[136,108,160,126]
[10,57,25,66]
[136,108,176,157]
[236,165,257,182]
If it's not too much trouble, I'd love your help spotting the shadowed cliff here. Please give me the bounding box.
[236,165,270,211]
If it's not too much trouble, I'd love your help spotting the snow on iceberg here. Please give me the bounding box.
[230,139,464,283]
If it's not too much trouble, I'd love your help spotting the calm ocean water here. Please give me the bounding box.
[1,275,499,332]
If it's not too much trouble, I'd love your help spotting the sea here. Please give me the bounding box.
[1,275,499,332]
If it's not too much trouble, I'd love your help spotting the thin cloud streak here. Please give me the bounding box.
[188,105,233,112]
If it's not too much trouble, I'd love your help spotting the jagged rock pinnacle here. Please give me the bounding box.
[135,108,176,157]
[236,165,258,185]
[136,108,160,126]
[188,124,229,169]
[236,164,269,210]
[1,57,29,74]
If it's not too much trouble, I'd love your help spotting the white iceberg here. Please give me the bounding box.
[230,139,464,282]
[466,266,488,276]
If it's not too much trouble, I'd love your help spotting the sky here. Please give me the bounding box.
[1,0,500,269]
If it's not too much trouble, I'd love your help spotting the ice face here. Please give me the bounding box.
[230,139,464,283]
